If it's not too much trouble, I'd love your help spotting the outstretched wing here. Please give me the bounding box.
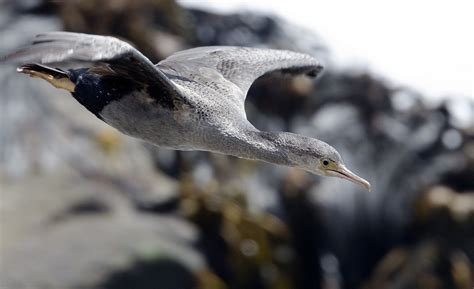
[157,46,323,102]
[2,31,180,99]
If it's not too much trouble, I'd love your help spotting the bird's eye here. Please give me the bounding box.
[322,160,329,166]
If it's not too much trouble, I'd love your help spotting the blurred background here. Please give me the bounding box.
[0,1,472,289]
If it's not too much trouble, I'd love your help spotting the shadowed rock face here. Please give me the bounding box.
[0,1,473,289]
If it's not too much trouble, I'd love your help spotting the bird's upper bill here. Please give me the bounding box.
[325,164,371,191]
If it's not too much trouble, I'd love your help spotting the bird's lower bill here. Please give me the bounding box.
[326,165,371,191]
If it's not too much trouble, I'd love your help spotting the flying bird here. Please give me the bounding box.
[3,32,370,190]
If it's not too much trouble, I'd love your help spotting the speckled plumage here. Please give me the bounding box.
[4,32,373,189]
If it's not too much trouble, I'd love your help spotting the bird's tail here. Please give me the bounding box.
[17,63,75,92]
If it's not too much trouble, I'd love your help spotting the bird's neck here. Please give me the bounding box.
[209,128,300,167]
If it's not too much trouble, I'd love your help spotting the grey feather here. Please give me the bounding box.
[158,46,323,100]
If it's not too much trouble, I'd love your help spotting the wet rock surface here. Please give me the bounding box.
[0,1,473,289]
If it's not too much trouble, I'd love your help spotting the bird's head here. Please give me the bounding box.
[270,132,371,191]
[303,141,371,191]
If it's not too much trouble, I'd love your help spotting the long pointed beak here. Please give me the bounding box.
[327,165,371,191]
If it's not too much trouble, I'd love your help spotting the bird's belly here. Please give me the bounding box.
[99,94,205,150]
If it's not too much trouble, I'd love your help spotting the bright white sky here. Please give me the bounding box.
[179,0,473,102]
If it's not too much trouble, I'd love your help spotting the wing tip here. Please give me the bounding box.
[16,63,42,73]
[16,63,40,75]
